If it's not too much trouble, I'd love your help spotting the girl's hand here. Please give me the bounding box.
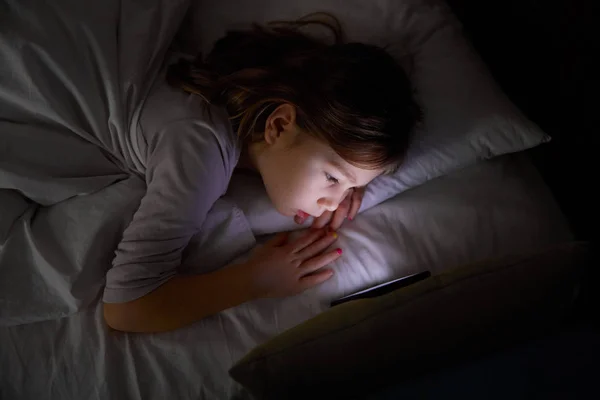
[309,187,365,231]
[240,228,342,299]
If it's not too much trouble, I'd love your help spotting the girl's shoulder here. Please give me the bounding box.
[138,76,241,175]
[139,77,210,136]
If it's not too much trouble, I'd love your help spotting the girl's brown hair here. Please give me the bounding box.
[167,13,421,174]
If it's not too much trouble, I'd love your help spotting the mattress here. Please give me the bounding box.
[0,153,572,400]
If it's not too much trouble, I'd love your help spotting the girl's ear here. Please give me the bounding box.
[264,103,297,145]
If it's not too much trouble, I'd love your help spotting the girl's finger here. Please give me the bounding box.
[295,230,339,260]
[348,188,364,220]
[311,210,332,229]
[329,195,351,231]
[299,248,343,275]
[288,227,328,254]
[299,268,335,291]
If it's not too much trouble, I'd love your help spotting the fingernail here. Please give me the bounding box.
[348,216,353,221]
[336,248,343,255]
[330,231,338,239]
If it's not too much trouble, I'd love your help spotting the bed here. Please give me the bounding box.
[0,0,574,399]
[0,153,572,399]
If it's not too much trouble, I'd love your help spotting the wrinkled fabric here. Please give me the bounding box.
[0,0,255,320]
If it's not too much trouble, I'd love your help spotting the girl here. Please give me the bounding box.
[103,15,421,332]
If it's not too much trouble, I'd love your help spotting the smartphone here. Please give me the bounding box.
[330,270,431,307]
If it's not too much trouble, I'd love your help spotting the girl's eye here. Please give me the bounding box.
[325,172,339,185]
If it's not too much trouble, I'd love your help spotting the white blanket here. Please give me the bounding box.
[0,0,194,323]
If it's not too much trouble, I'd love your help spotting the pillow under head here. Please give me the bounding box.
[177,0,549,229]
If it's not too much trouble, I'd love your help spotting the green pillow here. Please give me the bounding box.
[229,242,589,399]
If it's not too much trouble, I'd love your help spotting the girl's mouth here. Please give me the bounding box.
[296,210,310,219]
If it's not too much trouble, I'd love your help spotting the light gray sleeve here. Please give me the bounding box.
[103,120,232,303]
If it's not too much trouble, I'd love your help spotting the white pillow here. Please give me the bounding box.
[179,0,549,230]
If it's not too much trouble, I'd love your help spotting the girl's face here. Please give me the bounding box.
[241,104,383,219]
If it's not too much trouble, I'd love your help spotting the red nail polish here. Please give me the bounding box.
[348,217,353,221]
[336,248,343,255]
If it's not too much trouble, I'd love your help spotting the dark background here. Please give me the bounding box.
[370,2,599,398]
[445,0,597,242]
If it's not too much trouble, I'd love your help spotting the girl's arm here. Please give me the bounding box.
[105,228,342,333]
[104,117,237,295]
[104,262,255,333]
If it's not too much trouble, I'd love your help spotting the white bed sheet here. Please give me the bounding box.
[0,153,572,400]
